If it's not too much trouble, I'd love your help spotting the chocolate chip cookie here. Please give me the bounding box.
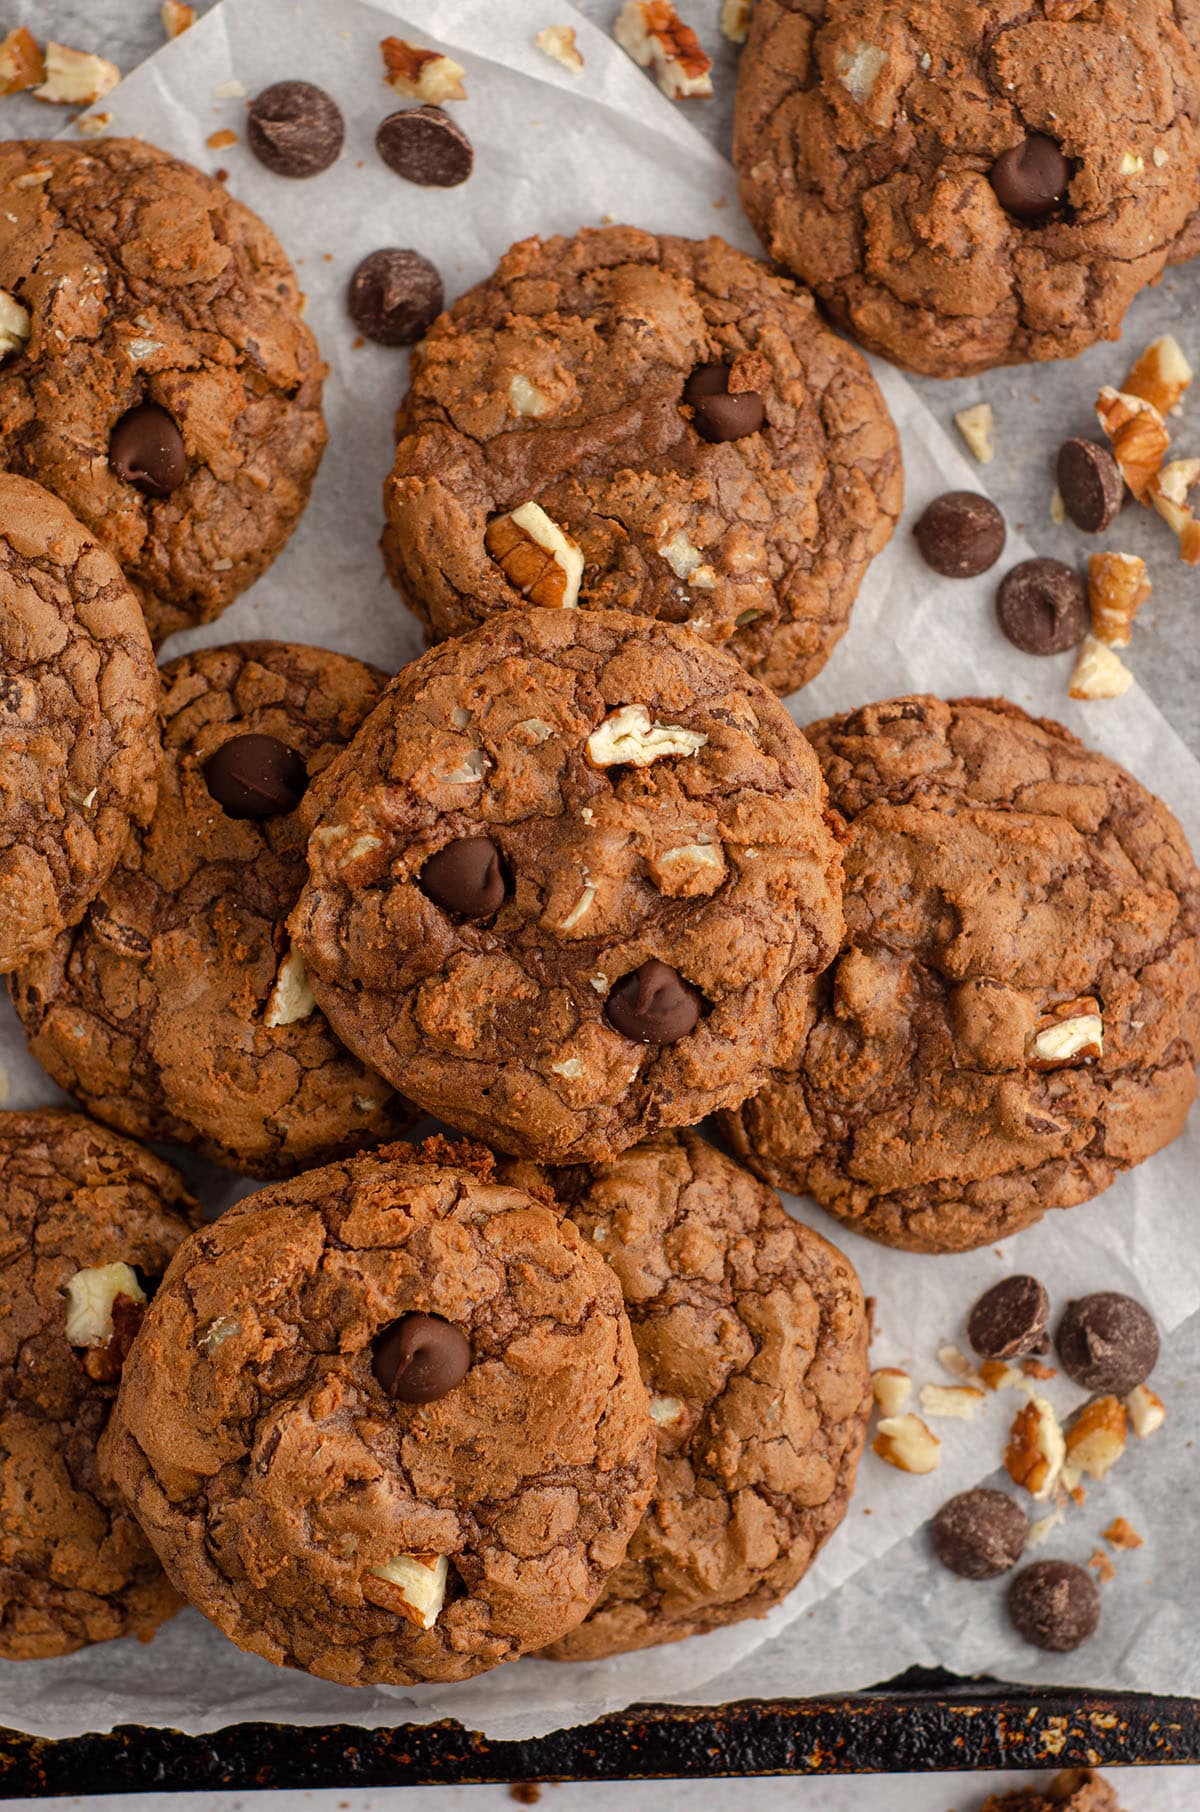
[0,139,326,643]
[104,1139,656,1686]
[733,0,1200,377]
[382,226,901,695]
[507,1130,870,1658]
[0,1109,192,1659]
[12,643,415,1178]
[725,696,1200,1253]
[0,475,158,975]
[289,609,845,1164]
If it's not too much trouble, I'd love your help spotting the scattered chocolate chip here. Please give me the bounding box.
[202,733,308,820]
[375,105,474,186]
[931,1488,1029,1580]
[995,558,1087,655]
[1008,1560,1100,1653]
[968,1275,1051,1361]
[1056,1293,1159,1395]
[913,491,1006,578]
[420,836,507,919]
[108,404,187,498]
[605,959,703,1043]
[347,247,444,347]
[373,1312,471,1403]
[683,361,765,443]
[989,134,1071,221]
[247,80,344,177]
[1056,437,1125,533]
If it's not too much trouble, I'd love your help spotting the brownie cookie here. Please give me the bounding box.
[508,1131,870,1658]
[0,1109,192,1659]
[981,1770,1124,1812]
[382,226,901,695]
[733,0,1200,377]
[0,475,159,975]
[12,644,415,1178]
[725,695,1200,1252]
[0,140,326,643]
[289,609,845,1164]
[104,1140,656,1686]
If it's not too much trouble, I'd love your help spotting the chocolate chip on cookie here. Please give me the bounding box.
[289,608,845,1164]
[1057,438,1125,533]
[348,247,444,346]
[724,695,1200,1253]
[104,1141,655,1685]
[12,642,416,1178]
[913,492,1006,577]
[0,139,326,642]
[376,106,474,186]
[0,1109,193,1659]
[1008,1560,1101,1653]
[968,1276,1051,1361]
[1056,1293,1159,1394]
[931,1489,1029,1580]
[0,476,159,975]
[383,225,901,694]
[989,134,1071,221]
[247,80,345,177]
[996,559,1088,655]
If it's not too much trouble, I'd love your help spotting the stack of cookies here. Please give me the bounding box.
[1,88,1198,1692]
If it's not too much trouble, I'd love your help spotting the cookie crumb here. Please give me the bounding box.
[206,128,237,151]
[1088,1548,1117,1584]
[1104,1517,1144,1551]
[510,1788,542,1806]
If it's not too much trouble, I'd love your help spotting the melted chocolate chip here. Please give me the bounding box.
[419,836,507,919]
[1057,437,1125,533]
[913,492,1006,578]
[109,404,187,498]
[247,80,345,177]
[968,1275,1050,1361]
[1008,1560,1100,1653]
[202,733,308,820]
[373,1312,471,1403]
[683,361,765,443]
[376,106,474,186]
[347,247,444,347]
[605,960,703,1043]
[1056,1293,1159,1395]
[990,134,1071,221]
[931,1488,1029,1580]
[996,558,1087,655]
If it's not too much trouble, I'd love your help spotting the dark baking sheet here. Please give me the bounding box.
[2,1673,1197,1794]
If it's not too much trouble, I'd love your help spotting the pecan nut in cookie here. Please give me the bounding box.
[382,225,901,695]
[0,1109,193,1660]
[288,608,845,1164]
[725,696,1200,1252]
[104,1140,656,1686]
[0,140,326,643]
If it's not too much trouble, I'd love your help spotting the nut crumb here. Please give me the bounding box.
[485,502,583,610]
[1088,551,1150,649]
[872,1412,941,1474]
[0,26,44,93]
[720,0,754,41]
[212,78,245,98]
[206,128,237,150]
[614,0,714,99]
[1020,1358,1057,1381]
[919,1382,984,1420]
[1104,1516,1144,1551]
[1122,333,1193,418]
[161,1,196,38]
[937,1343,983,1386]
[871,1367,912,1417]
[1150,458,1200,564]
[534,25,584,72]
[954,402,993,464]
[1028,1506,1065,1547]
[34,41,120,106]
[980,1358,1033,1395]
[1126,1383,1166,1438]
[381,36,467,102]
[0,289,32,362]
[1049,484,1065,525]
[586,703,707,769]
[1095,386,1168,501]
[1069,633,1133,701]
[1088,1548,1117,1583]
[1027,998,1103,1068]
[1005,1395,1065,1500]
[366,1552,449,1629]
[1062,1395,1127,1486]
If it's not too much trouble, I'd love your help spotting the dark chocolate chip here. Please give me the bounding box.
[931,1488,1029,1580]
[347,247,444,347]
[683,361,765,443]
[420,836,507,919]
[913,491,1006,578]
[1056,437,1125,533]
[373,1312,471,1403]
[1008,1560,1100,1653]
[1056,1292,1159,1395]
[996,558,1087,655]
[375,105,474,187]
[605,960,703,1043]
[202,733,308,820]
[989,134,1071,221]
[247,80,344,177]
[109,404,187,498]
[968,1275,1051,1361]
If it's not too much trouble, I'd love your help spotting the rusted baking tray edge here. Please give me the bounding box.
[2,1674,1198,1793]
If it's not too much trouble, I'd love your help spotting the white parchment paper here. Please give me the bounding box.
[1,0,1199,1741]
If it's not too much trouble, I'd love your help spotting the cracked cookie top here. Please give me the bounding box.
[0,1108,193,1660]
[382,226,901,696]
[507,1130,870,1659]
[104,1139,656,1686]
[725,695,1200,1253]
[289,608,845,1165]
[0,475,159,975]
[11,642,416,1179]
[733,0,1200,376]
[0,139,326,643]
